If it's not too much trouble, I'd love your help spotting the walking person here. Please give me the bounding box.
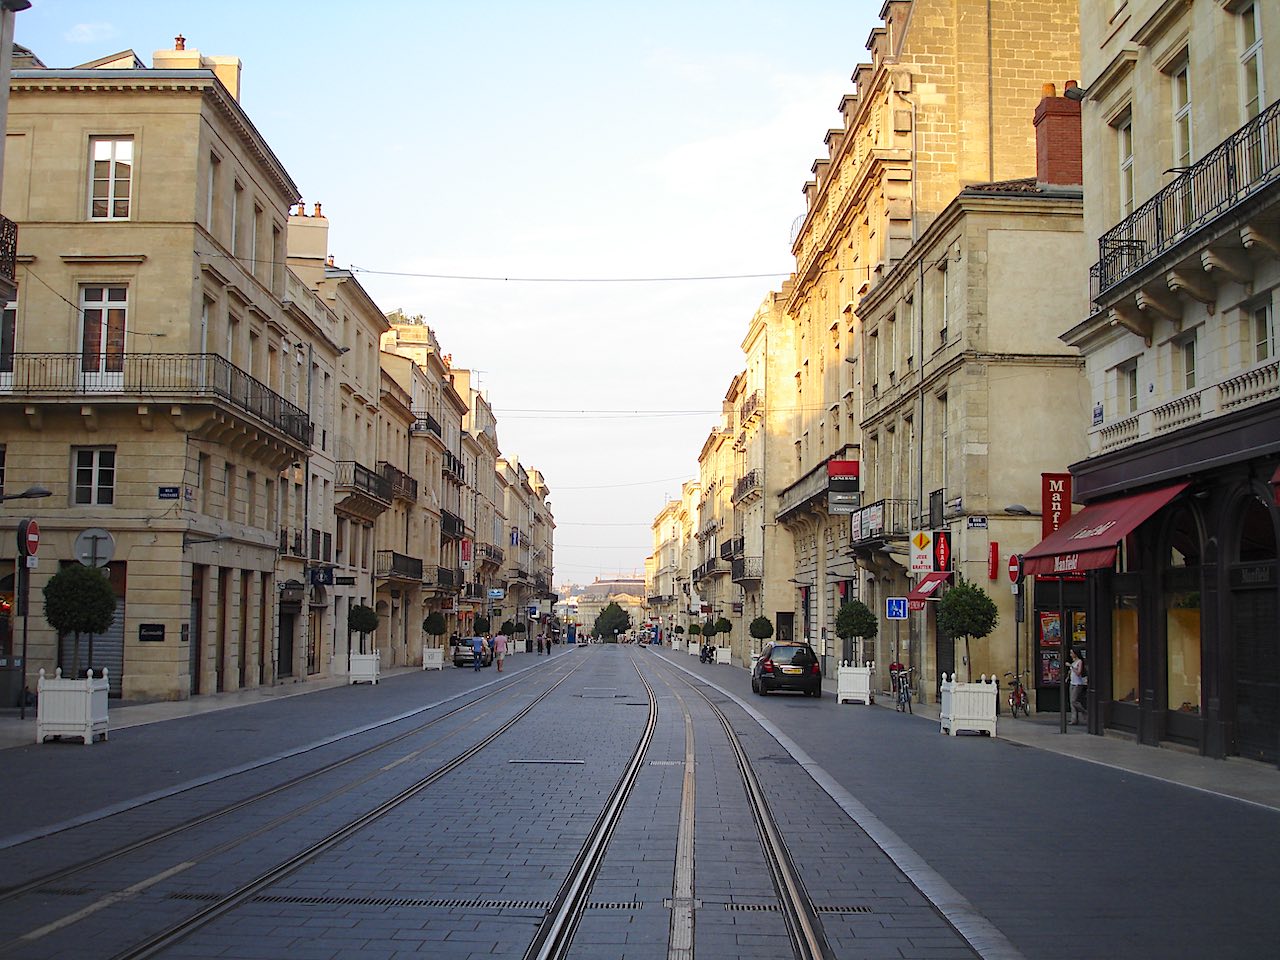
[470,634,485,672]
[537,635,544,656]
[1069,648,1088,725]
[493,630,507,672]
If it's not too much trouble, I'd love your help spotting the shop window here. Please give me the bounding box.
[1113,593,1140,703]
[1237,494,1277,563]
[1166,590,1201,714]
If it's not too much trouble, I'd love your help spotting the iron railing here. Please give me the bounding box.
[411,411,443,438]
[437,565,457,588]
[694,557,725,582]
[0,215,16,297]
[1091,99,1280,305]
[733,469,762,502]
[731,556,763,582]
[463,581,485,599]
[741,389,762,422]
[376,549,423,581]
[478,543,505,565]
[336,460,392,502]
[442,449,466,483]
[441,510,464,539]
[850,498,914,543]
[378,461,418,502]
[1,352,311,446]
[719,536,743,561]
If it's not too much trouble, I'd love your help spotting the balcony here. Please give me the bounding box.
[336,460,392,521]
[462,581,485,600]
[731,556,763,584]
[850,498,913,545]
[436,566,462,591]
[719,536,743,561]
[776,462,830,521]
[1090,99,1280,306]
[411,410,443,439]
[0,352,311,447]
[0,215,15,302]
[441,509,464,540]
[693,557,725,583]
[379,461,418,502]
[741,389,762,422]
[376,549,424,582]
[732,468,762,503]
[477,542,505,566]
[442,449,466,484]
[647,594,676,605]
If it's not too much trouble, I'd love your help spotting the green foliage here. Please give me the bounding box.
[500,620,517,635]
[714,616,732,636]
[749,615,775,640]
[674,625,685,635]
[349,604,379,636]
[513,622,527,634]
[936,577,999,641]
[688,624,701,636]
[473,615,491,635]
[702,620,717,638]
[836,600,878,641]
[43,564,116,638]
[422,612,447,638]
[593,601,631,639]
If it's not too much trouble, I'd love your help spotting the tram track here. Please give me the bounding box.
[0,658,584,956]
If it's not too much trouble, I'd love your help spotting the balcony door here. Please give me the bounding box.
[80,285,127,392]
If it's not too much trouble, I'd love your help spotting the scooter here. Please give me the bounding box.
[699,643,714,663]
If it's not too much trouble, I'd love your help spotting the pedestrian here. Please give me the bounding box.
[470,634,485,672]
[537,635,544,655]
[493,631,508,672]
[1069,648,1088,724]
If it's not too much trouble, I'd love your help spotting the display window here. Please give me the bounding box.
[1113,593,1140,703]
[1166,590,1201,713]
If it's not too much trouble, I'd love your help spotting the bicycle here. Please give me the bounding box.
[891,667,915,714]
[1004,670,1030,718]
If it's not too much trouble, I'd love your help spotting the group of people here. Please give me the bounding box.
[455,631,559,672]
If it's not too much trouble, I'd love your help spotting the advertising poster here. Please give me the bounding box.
[1039,612,1063,686]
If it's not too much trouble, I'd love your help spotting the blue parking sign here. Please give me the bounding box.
[886,597,909,620]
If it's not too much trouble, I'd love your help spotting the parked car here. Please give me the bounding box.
[453,639,493,668]
[751,640,822,697]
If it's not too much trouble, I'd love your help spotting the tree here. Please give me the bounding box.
[702,620,717,640]
[749,616,774,641]
[500,619,517,635]
[43,564,116,676]
[513,622,527,634]
[593,601,630,640]
[348,604,379,654]
[422,612,447,647]
[688,623,701,637]
[473,615,491,636]
[835,600,878,664]
[674,625,685,636]
[936,576,999,681]
[714,616,732,639]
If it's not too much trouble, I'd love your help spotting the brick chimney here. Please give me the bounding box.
[1033,81,1082,189]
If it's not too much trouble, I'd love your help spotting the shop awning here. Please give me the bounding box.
[1022,481,1188,577]
[907,571,952,610]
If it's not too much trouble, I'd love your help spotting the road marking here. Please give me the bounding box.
[15,861,195,944]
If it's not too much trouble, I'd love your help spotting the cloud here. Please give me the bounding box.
[65,22,118,45]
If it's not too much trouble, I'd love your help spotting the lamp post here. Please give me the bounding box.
[4,486,53,720]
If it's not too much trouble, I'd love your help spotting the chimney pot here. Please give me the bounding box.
[326,255,335,267]
[175,34,186,51]
[314,202,323,218]
[1033,80,1082,188]
[1042,82,1056,98]
[1065,79,1079,93]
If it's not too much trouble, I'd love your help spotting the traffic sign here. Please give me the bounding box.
[74,527,115,567]
[886,597,909,620]
[17,519,39,557]
[1008,553,1024,583]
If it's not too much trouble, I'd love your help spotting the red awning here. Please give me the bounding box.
[907,571,952,610]
[1022,482,1188,576]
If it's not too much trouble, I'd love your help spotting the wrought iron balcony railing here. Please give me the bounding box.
[0,215,16,298]
[1,352,311,446]
[462,581,485,599]
[694,557,725,582]
[731,556,763,583]
[1091,98,1280,305]
[733,468,762,502]
[437,565,457,588]
[719,536,743,561]
[442,449,466,483]
[477,542,505,565]
[376,549,423,581]
[441,509,464,539]
[850,498,914,544]
[378,461,418,502]
[741,389,762,422]
[411,410,443,438]
[336,460,392,502]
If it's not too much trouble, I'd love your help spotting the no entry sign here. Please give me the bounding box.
[1008,553,1023,583]
[17,519,39,557]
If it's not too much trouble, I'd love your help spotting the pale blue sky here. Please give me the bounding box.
[14,1,880,584]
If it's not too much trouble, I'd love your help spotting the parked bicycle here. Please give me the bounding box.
[1005,670,1030,718]
[891,666,915,714]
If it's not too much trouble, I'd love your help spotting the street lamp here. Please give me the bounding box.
[0,485,52,503]
[182,532,232,549]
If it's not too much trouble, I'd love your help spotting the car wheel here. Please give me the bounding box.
[813,683,822,699]
[751,678,759,693]
[758,683,768,696]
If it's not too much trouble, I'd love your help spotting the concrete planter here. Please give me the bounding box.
[350,652,381,685]
[714,647,731,665]
[837,661,876,704]
[939,673,997,736]
[37,667,109,744]
[688,640,699,655]
[422,647,445,671]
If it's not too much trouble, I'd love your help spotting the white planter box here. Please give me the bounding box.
[715,647,731,665]
[422,647,444,671]
[350,652,381,685]
[37,667,109,744]
[688,640,699,655]
[837,661,876,704]
[940,673,998,736]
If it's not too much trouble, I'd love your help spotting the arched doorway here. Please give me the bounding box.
[1161,503,1204,748]
[1229,488,1280,762]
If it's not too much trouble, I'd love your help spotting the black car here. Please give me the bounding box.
[751,640,822,697]
[452,639,493,668]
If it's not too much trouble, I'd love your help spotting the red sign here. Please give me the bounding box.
[934,530,951,571]
[988,541,999,579]
[1008,553,1023,583]
[826,460,860,477]
[1041,473,1073,541]
[460,538,472,563]
[17,519,39,557]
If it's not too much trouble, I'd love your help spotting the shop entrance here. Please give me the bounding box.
[1231,491,1279,763]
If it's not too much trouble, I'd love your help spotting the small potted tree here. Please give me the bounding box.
[687,622,701,655]
[38,565,116,744]
[713,616,733,663]
[673,624,685,650]
[348,604,381,684]
[936,576,1000,734]
[749,615,774,667]
[422,612,447,670]
[835,600,878,704]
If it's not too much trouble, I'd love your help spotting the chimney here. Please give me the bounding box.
[287,201,329,286]
[152,36,241,102]
[1033,80,1082,189]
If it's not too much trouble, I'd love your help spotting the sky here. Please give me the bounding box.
[14,0,881,587]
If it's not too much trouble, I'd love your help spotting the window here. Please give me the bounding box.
[1180,334,1198,391]
[1118,115,1135,217]
[1172,61,1192,172]
[206,152,220,229]
[0,445,5,497]
[1254,303,1275,362]
[90,137,132,219]
[1119,361,1139,414]
[74,447,116,505]
[1241,3,1264,121]
[80,285,127,375]
[231,181,243,255]
[1,301,14,375]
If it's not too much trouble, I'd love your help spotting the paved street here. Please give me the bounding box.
[1,643,1277,959]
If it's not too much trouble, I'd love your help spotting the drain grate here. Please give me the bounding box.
[724,903,780,912]
[36,887,90,897]
[817,905,874,914]
[508,759,585,764]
